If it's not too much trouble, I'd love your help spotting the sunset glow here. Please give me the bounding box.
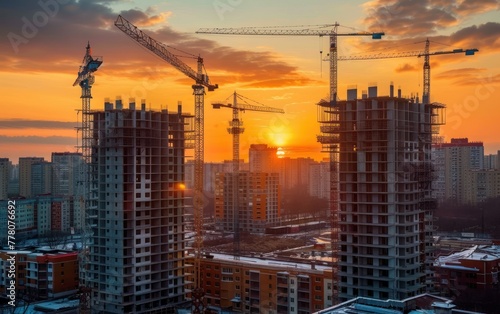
[1,1,499,163]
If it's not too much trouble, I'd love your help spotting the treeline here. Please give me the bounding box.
[435,196,500,238]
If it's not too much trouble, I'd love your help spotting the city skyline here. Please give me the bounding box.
[1,0,499,163]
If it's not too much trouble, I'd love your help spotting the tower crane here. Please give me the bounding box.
[197,24,383,305]
[115,15,218,314]
[212,92,284,260]
[197,24,383,105]
[72,42,102,313]
[338,39,478,104]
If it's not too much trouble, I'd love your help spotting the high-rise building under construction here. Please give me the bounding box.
[88,99,193,313]
[317,85,444,301]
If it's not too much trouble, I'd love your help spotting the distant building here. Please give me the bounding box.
[434,245,500,297]
[483,151,500,170]
[432,138,484,203]
[279,157,315,191]
[309,159,330,200]
[0,158,10,200]
[51,152,84,197]
[0,199,36,242]
[31,160,52,196]
[465,169,500,203]
[192,253,333,313]
[88,99,192,313]
[214,171,280,234]
[7,163,19,196]
[249,144,279,173]
[19,157,44,198]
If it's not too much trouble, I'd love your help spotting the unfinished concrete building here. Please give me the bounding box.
[317,85,444,301]
[88,99,193,313]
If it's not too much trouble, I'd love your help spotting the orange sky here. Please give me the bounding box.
[1,0,499,164]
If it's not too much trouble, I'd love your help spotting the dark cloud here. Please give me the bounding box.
[363,0,500,37]
[0,1,320,89]
[343,22,498,73]
[0,135,76,145]
[0,119,77,129]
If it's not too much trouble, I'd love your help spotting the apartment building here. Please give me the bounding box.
[317,85,443,301]
[434,245,500,296]
[432,138,484,203]
[51,152,84,197]
[465,169,500,203]
[0,249,78,301]
[31,160,52,196]
[195,253,333,313]
[214,171,280,234]
[25,250,79,300]
[19,157,44,198]
[0,158,10,200]
[87,99,192,313]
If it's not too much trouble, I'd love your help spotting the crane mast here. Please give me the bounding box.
[115,15,218,313]
[213,92,284,260]
[197,24,382,305]
[73,42,102,313]
[338,39,478,104]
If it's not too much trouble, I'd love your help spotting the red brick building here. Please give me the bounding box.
[434,245,500,296]
[25,250,79,300]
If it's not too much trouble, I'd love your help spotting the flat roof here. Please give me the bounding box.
[208,253,331,272]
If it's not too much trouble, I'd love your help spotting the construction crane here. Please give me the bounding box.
[72,42,102,313]
[212,92,284,260]
[197,24,383,305]
[114,15,218,313]
[338,38,478,104]
[197,24,383,105]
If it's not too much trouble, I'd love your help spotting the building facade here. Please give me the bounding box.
[317,86,443,301]
[19,157,44,198]
[31,160,52,197]
[214,171,280,234]
[0,158,10,200]
[432,138,484,203]
[465,169,500,204]
[434,245,500,297]
[87,99,192,313]
[309,159,330,200]
[195,253,333,313]
[51,152,84,197]
[249,144,279,173]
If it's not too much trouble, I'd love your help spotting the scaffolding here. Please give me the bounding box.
[317,86,446,302]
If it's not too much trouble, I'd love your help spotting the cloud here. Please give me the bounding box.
[435,67,486,79]
[362,0,500,37]
[0,1,318,89]
[435,68,500,86]
[395,63,418,73]
[342,22,499,75]
[119,9,170,26]
[0,135,76,145]
[0,119,77,129]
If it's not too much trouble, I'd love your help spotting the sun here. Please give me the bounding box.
[276,147,285,158]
